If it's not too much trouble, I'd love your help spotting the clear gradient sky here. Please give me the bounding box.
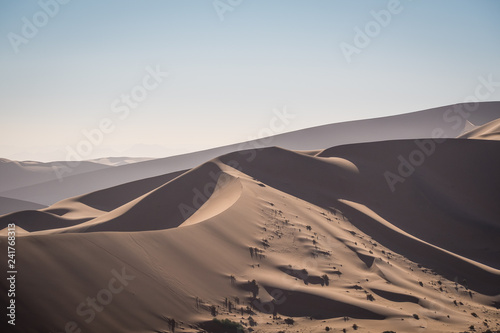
[1,0,499,161]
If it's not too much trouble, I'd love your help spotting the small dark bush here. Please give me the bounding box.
[412,314,419,320]
[204,318,244,333]
[284,318,294,325]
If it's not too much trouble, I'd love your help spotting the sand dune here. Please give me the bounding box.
[266,101,499,150]
[459,120,478,136]
[1,136,499,333]
[0,196,46,216]
[0,170,185,231]
[459,117,500,140]
[0,146,239,207]
[2,102,499,209]
[87,156,156,166]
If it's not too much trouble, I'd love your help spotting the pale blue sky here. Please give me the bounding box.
[1,0,499,161]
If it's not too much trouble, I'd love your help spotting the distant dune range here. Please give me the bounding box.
[1,102,499,211]
[0,158,111,193]
[0,103,499,333]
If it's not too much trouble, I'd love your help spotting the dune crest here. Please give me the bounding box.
[459,117,500,140]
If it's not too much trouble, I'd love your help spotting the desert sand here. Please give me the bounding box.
[0,104,500,333]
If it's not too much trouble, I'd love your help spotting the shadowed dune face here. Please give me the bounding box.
[73,170,186,212]
[257,286,386,320]
[1,135,500,332]
[370,288,420,304]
